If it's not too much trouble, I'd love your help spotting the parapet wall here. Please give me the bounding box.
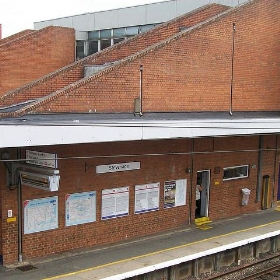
[129,233,280,279]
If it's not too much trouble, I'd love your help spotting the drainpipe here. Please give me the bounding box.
[139,65,143,116]
[17,148,23,263]
[189,139,194,225]
[256,135,263,202]
[18,179,23,263]
[272,135,278,207]
[229,23,236,116]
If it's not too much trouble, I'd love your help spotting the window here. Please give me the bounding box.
[88,31,100,40]
[88,41,98,55]
[100,29,111,39]
[76,41,85,59]
[139,24,155,33]
[100,39,111,50]
[126,26,139,36]
[113,28,125,38]
[113,38,125,45]
[223,165,249,181]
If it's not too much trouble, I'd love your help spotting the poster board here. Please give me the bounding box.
[135,182,160,214]
[65,191,96,226]
[164,179,187,208]
[102,187,129,220]
[24,196,58,234]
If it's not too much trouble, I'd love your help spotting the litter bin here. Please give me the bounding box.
[241,188,251,205]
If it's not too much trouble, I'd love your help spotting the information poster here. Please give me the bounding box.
[135,182,160,214]
[24,196,58,234]
[65,191,96,226]
[164,179,187,208]
[102,187,129,220]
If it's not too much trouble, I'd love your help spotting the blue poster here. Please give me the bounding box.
[24,196,58,234]
[65,191,96,226]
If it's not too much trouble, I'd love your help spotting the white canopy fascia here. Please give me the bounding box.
[0,117,280,148]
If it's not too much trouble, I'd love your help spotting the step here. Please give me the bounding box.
[195,216,212,226]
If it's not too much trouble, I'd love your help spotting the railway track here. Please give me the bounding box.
[204,253,280,280]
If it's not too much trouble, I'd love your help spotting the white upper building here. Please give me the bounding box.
[34,0,247,58]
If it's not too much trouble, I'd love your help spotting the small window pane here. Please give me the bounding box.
[100,29,111,39]
[88,31,99,40]
[100,39,111,50]
[76,41,85,59]
[126,26,139,36]
[223,165,249,181]
[89,41,98,55]
[113,38,124,45]
[113,28,126,37]
[140,24,155,33]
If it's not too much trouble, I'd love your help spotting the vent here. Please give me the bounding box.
[84,62,115,77]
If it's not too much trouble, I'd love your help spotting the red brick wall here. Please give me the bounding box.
[0,162,2,261]
[0,4,229,111]
[0,26,75,96]
[0,149,20,264]
[0,134,278,264]
[19,139,192,261]
[18,0,280,115]
[0,30,35,45]
[195,136,260,220]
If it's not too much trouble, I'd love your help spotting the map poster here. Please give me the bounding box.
[24,196,58,234]
[101,187,129,220]
[135,182,160,214]
[65,191,96,227]
[164,179,187,208]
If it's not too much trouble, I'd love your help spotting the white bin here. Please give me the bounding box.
[241,188,251,206]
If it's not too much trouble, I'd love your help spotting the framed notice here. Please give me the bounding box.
[26,150,58,168]
[164,179,187,208]
[135,182,160,214]
[65,191,96,226]
[24,196,58,234]
[102,187,129,220]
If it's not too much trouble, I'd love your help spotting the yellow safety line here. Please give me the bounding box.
[43,219,280,280]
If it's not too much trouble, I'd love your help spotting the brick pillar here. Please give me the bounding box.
[0,156,19,265]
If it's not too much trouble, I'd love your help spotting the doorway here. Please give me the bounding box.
[278,165,280,201]
[196,170,210,218]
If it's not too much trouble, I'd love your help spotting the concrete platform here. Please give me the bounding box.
[1,208,280,280]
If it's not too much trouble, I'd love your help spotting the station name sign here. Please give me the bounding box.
[96,162,140,174]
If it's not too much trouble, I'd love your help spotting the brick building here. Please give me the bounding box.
[0,26,75,96]
[0,0,279,265]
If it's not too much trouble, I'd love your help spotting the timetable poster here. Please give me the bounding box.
[135,182,160,214]
[102,187,129,220]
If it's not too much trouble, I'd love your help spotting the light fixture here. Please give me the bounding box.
[1,151,10,160]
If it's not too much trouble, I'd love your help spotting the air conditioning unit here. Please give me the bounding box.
[20,169,60,192]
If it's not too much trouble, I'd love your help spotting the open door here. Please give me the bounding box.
[278,165,280,201]
[196,170,210,218]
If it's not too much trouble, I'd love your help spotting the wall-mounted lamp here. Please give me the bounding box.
[186,168,191,174]
[214,167,221,174]
[1,151,10,160]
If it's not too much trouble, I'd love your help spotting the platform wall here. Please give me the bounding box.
[0,134,278,264]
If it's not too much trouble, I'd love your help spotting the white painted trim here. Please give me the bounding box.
[1,117,280,148]
[102,229,280,280]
